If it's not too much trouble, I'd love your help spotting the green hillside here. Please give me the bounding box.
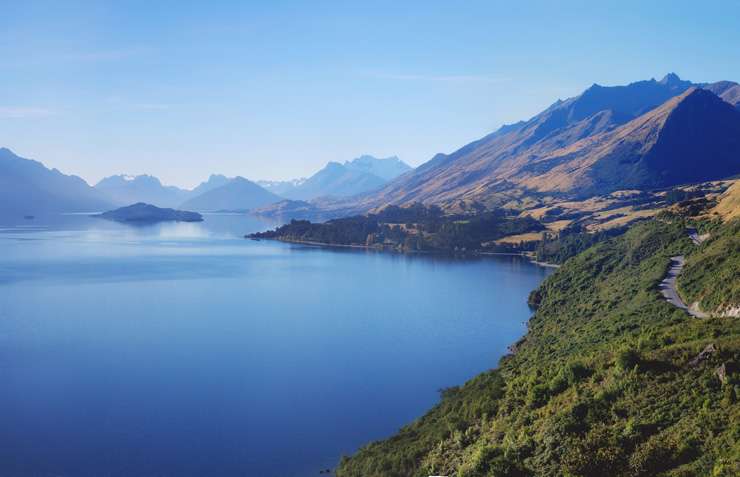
[678,220,740,316]
[336,219,740,477]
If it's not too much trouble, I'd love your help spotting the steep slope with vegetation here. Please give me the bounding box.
[678,220,740,317]
[336,219,740,477]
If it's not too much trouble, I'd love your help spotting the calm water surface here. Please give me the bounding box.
[0,213,551,477]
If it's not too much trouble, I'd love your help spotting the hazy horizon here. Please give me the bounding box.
[3,0,740,188]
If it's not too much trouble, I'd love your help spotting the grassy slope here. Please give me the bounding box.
[336,220,740,477]
[678,220,740,314]
[712,181,740,222]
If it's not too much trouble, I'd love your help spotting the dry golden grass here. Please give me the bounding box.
[545,220,573,232]
[519,206,552,220]
[711,180,740,221]
[494,232,545,244]
[593,205,638,220]
[587,208,661,231]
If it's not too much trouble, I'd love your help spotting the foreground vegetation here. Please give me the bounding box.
[678,219,740,316]
[533,227,628,264]
[336,219,740,476]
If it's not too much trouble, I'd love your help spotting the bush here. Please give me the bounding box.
[460,446,528,477]
[550,362,592,395]
[527,383,550,408]
[561,426,627,476]
[616,347,641,372]
[628,433,688,476]
[549,372,569,395]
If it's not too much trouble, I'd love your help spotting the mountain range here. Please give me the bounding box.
[91,155,410,211]
[3,73,739,219]
[0,148,411,216]
[260,74,740,219]
[95,174,190,208]
[258,155,412,200]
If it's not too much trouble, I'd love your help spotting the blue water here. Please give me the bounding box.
[0,213,551,477]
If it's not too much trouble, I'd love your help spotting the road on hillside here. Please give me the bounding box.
[687,227,702,246]
[659,256,708,318]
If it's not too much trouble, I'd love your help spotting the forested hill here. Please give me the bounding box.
[336,217,740,477]
[248,203,544,253]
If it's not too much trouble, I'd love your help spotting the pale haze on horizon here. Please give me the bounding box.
[2,0,740,189]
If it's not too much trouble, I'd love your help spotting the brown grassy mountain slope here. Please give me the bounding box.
[256,76,740,220]
[712,180,740,221]
[346,84,740,210]
[518,88,740,196]
[704,80,740,109]
[341,75,697,211]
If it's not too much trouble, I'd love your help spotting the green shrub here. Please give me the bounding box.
[460,446,527,477]
[527,383,550,408]
[615,347,641,372]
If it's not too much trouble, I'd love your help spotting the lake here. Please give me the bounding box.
[0,213,551,477]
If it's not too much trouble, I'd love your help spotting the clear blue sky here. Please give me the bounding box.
[2,0,739,189]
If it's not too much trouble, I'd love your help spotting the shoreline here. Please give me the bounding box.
[249,236,561,268]
[479,251,561,268]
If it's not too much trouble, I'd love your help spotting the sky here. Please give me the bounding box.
[2,0,740,189]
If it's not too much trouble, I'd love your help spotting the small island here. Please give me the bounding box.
[94,202,203,223]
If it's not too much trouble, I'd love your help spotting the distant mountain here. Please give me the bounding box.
[343,155,412,181]
[703,80,740,109]
[96,202,202,223]
[179,176,281,211]
[95,174,189,208]
[0,147,114,215]
[267,155,412,201]
[311,74,740,214]
[257,178,307,196]
[286,161,386,200]
[251,199,326,221]
[189,174,233,198]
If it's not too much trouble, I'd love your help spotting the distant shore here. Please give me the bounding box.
[250,236,560,268]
